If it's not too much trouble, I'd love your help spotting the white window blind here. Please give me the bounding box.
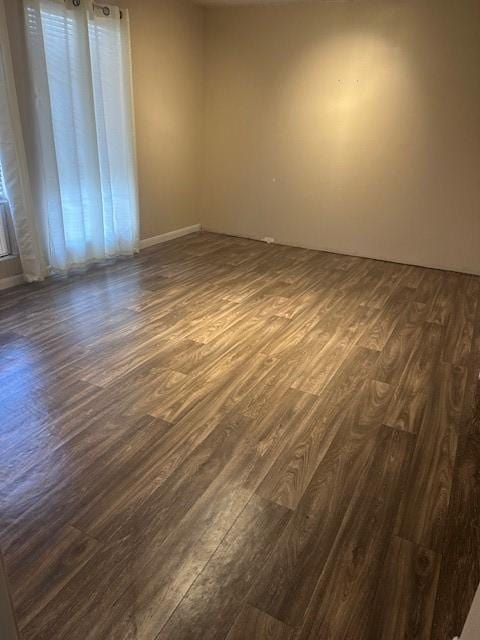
[0,205,11,257]
[0,161,11,256]
[0,161,6,201]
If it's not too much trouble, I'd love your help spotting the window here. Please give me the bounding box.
[0,161,6,201]
[0,161,13,257]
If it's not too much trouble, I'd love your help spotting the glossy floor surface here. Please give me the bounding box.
[1,232,479,640]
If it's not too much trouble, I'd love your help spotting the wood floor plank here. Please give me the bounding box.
[256,346,379,509]
[9,525,99,631]
[374,300,427,386]
[396,362,467,552]
[149,347,280,424]
[356,285,413,351]
[156,495,291,640]
[442,275,479,366]
[413,269,444,304]
[370,536,440,640]
[0,412,170,529]
[459,309,480,435]
[384,322,444,433]
[75,411,255,542]
[289,305,377,396]
[427,271,458,326]
[225,606,294,640]
[250,383,395,627]
[296,427,415,640]
[19,536,139,640]
[361,262,403,309]
[1,415,170,566]
[431,434,480,640]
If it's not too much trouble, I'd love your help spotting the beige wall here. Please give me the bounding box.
[202,1,480,274]
[0,257,22,280]
[129,0,204,240]
[3,0,480,281]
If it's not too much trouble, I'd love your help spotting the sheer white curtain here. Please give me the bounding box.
[0,0,45,281]
[24,0,139,273]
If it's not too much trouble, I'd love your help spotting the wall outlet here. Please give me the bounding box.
[262,237,275,244]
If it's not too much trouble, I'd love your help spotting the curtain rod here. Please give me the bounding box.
[69,0,123,19]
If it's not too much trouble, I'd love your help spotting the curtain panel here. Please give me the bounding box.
[0,0,45,281]
[24,0,139,273]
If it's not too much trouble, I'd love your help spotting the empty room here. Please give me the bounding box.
[1,0,480,639]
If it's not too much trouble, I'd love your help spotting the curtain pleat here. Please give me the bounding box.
[0,0,45,281]
[24,0,139,273]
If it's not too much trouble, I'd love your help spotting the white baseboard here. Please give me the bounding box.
[201,227,480,276]
[0,273,24,291]
[139,224,201,250]
[0,226,201,288]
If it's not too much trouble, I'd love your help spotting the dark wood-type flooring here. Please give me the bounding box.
[1,232,479,640]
